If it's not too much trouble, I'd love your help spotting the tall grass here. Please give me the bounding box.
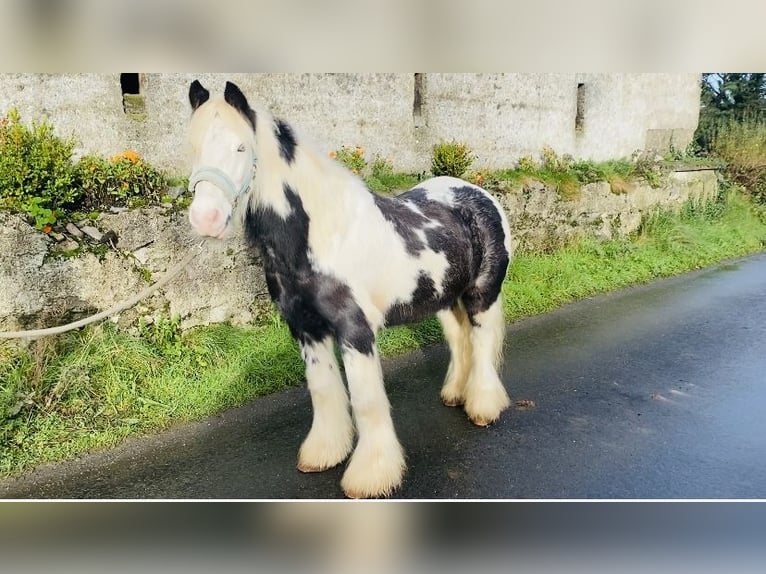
[705,115,766,204]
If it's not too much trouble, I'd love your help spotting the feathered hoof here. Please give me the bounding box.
[340,441,406,499]
[441,395,465,407]
[440,385,466,407]
[464,385,511,427]
[297,427,353,473]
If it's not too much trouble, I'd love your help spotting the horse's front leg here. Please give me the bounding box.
[297,337,354,472]
[340,343,406,499]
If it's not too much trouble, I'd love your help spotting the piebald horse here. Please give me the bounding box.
[186,80,513,498]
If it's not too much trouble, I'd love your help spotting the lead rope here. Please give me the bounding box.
[0,241,206,340]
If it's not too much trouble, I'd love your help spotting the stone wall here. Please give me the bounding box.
[0,170,718,334]
[0,73,701,174]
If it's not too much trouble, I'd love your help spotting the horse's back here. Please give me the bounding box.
[398,176,511,259]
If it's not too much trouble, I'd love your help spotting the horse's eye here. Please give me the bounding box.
[237,144,246,152]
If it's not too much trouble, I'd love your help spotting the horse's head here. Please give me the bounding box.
[187,80,256,239]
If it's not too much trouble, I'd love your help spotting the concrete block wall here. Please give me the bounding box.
[0,73,701,176]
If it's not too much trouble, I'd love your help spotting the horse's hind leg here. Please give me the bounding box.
[297,337,354,472]
[437,302,473,407]
[463,297,511,426]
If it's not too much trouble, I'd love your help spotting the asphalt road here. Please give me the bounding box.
[3,253,766,499]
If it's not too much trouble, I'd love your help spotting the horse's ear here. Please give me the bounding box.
[189,80,210,111]
[224,81,250,115]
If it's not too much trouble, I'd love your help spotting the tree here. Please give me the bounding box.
[700,73,766,118]
[696,73,766,153]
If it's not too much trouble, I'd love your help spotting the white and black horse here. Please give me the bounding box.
[186,80,513,498]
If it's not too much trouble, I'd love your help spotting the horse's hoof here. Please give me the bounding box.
[340,441,406,499]
[297,424,353,473]
[342,484,396,499]
[464,382,511,427]
[441,396,465,407]
[297,461,336,473]
[467,413,496,427]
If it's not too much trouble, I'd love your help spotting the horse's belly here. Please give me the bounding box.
[383,296,454,327]
[377,255,471,327]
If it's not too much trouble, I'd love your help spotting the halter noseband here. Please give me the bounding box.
[188,166,253,202]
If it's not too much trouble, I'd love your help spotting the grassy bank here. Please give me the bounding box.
[2,186,766,478]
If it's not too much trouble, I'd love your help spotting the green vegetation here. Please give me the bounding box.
[365,156,420,195]
[702,116,766,205]
[1,317,304,476]
[694,73,766,206]
[0,109,171,230]
[502,186,765,319]
[0,109,79,229]
[75,152,168,210]
[431,141,474,178]
[695,73,766,152]
[472,147,669,199]
[332,145,419,194]
[3,183,765,478]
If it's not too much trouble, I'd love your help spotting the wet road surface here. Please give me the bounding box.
[3,253,766,499]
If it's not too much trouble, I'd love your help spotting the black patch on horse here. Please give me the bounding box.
[224,81,257,131]
[449,186,509,323]
[274,119,297,164]
[385,272,452,326]
[245,184,374,355]
[372,194,429,255]
[189,80,210,111]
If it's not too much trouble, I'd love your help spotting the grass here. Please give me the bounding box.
[363,157,421,195]
[704,115,766,204]
[502,189,766,319]
[474,152,682,198]
[2,184,766,478]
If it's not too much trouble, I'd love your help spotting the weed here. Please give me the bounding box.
[332,145,367,175]
[632,151,665,188]
[431,141,474,178]
[517,155,537,172]
[137,314,183,355]
[330,147,417,194]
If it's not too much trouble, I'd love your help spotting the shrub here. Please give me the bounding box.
[75,152,168,210]
[516,155,538,172]
[540,146,574,172]
[431,141,473,178]
[0,108,79,228]
[0,109,170,228]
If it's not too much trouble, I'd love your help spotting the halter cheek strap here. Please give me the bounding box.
[188,166,253,201]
